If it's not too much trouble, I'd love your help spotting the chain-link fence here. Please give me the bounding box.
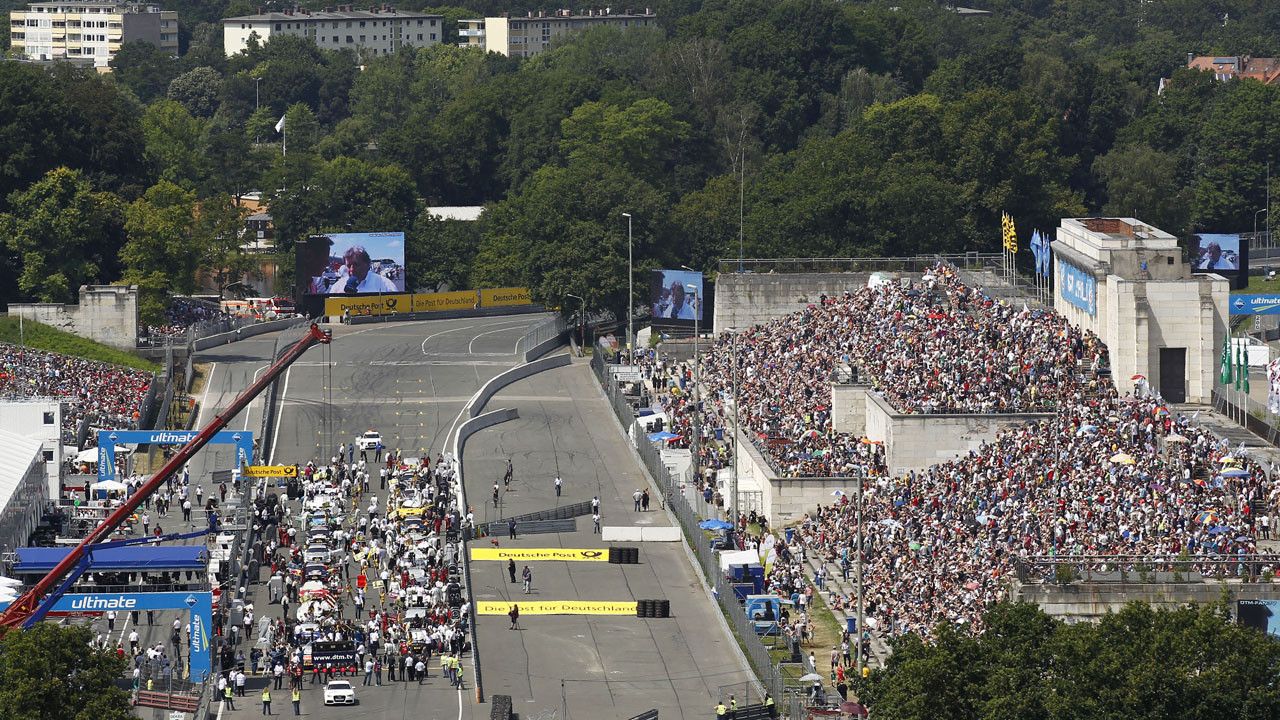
[718,253,1000,275]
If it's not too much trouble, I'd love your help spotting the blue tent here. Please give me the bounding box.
[13,545,208,574]
[648,431,681,442]
[699,519,733,531]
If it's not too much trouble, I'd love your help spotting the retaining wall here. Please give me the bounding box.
[8,285,139,349]
[863,391,1053,474]
[713,273,872,330]
[1012,580,1274,621]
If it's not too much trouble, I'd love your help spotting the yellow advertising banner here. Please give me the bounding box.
[324,294,410,317]
[412,290,478,313]
[480,287,533,308]
[476,600,638,616]
[469,547,608,562]
[243,465,298,478]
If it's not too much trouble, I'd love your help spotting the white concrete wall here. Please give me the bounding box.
[831,383,867,436]
[863,392,1052,475]
[8,285,138,350]
[713,273,872,331]
[0,401,62,497]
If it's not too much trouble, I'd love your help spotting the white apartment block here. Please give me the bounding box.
[223,4,442,57]
[9,0,177,68]
[469,8,655,58]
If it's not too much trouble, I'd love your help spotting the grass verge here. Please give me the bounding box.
[0,316,159,372]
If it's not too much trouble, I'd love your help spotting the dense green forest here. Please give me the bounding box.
[2,0,1280,320]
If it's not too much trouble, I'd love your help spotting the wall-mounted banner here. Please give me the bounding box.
[244,465,298,478]
[479,287,533,307]
[475,600,638,615]
[1230,295,1280,316]
[469,548,607,562]
[1059,260,1096,316]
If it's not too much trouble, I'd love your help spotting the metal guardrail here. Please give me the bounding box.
[480,518,577,536]
[502,500,594,523]
[1015,554,1280,582]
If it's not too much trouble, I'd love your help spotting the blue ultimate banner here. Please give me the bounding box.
[1230,294,1280,316]
[1059,260,1096,316]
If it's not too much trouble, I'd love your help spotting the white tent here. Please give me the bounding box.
[90,479,127,492]
[719,548,760,573]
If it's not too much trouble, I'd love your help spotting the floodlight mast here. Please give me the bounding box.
[0,323,331,629]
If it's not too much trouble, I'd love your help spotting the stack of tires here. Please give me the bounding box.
[635,599,671,618]
[608,546,640,564]
[490,694,512,720]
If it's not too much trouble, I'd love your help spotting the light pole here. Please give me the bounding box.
[622,212,633,361]
[565,293,585,347]
[683,278,701,511]
[1256,207,1268,251]
[254,77,262,144]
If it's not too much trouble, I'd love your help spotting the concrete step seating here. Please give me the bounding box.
[804,555,891,665]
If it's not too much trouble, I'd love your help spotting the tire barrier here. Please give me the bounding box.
[490,694,512,720]
[635,599,671,618]
[607,546,640,564]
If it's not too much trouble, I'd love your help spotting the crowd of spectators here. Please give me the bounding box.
[143,298,234,339]
[0,343,151,445]
[640,262,1277,641]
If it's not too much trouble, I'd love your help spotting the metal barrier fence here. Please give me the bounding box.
[717,253,1000,275]
[590,351,791,705]
[1014,554,1280,583]
[1212,387,1280,449]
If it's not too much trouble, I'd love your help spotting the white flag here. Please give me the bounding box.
[274,114,286,133]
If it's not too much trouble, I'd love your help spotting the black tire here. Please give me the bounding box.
[636,600,650,617]
[658,600,670,618]
[628,547,640,564]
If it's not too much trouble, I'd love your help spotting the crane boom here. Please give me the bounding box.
[0,323,330,629]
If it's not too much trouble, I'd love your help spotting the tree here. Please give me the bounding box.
[196,193,253,296]
[0,63,82,207]
[141,99,208,189]
[857,601,1280,720]
[0,623,133,720]
[560,98,692,184]
[109,40,181,104]
[167,66,223,118]
[121,181,203,323]
[1094,144,1191,235]
[409,210,481,292]
[0,167,124,303]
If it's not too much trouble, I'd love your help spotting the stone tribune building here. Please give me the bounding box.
[1051,217,1228,404]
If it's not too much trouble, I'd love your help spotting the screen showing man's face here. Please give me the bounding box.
[671,283,685,310]
[345,252,371,282]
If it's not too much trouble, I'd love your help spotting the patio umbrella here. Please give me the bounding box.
[798,673,824,682]
[840,702,869,717]
[1165,433,1189,443]
[1130,374,1146,381]
[1109,453,1136,465]
[1220,468,1251,478]
[1208,525,1232,535]
[831,489,846,497]
[1076,425,1098,436]
[647,431,680,442]
[90,479,127,492]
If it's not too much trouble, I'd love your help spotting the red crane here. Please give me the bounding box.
[0,323,331,629]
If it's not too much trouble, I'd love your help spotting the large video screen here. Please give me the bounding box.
[1238,599,1280,637]
[297,232,406,296]
[650,269,704,322]
[1191,232,1248,289]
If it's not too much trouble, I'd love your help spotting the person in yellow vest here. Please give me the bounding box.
[764,692,777,719]
[261,687,272,715]
[715,700,727,717]
[224,683,235,710]
[291,686,301,715]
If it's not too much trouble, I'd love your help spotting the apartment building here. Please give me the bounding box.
[223,4,442,57]
[474,8,655,58]
[9,0,177,69]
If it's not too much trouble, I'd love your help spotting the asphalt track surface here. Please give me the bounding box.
[134,315,748,720]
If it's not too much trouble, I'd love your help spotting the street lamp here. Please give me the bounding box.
[1256,207,1269,248]
[622,212,633,361]
[683,277,701,509]
[565,293,585,347]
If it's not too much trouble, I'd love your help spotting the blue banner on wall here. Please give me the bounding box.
[96,430,253,482]
[1230,294,1280,316]
[1059,260,1096,316]
[0,591,214,680]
